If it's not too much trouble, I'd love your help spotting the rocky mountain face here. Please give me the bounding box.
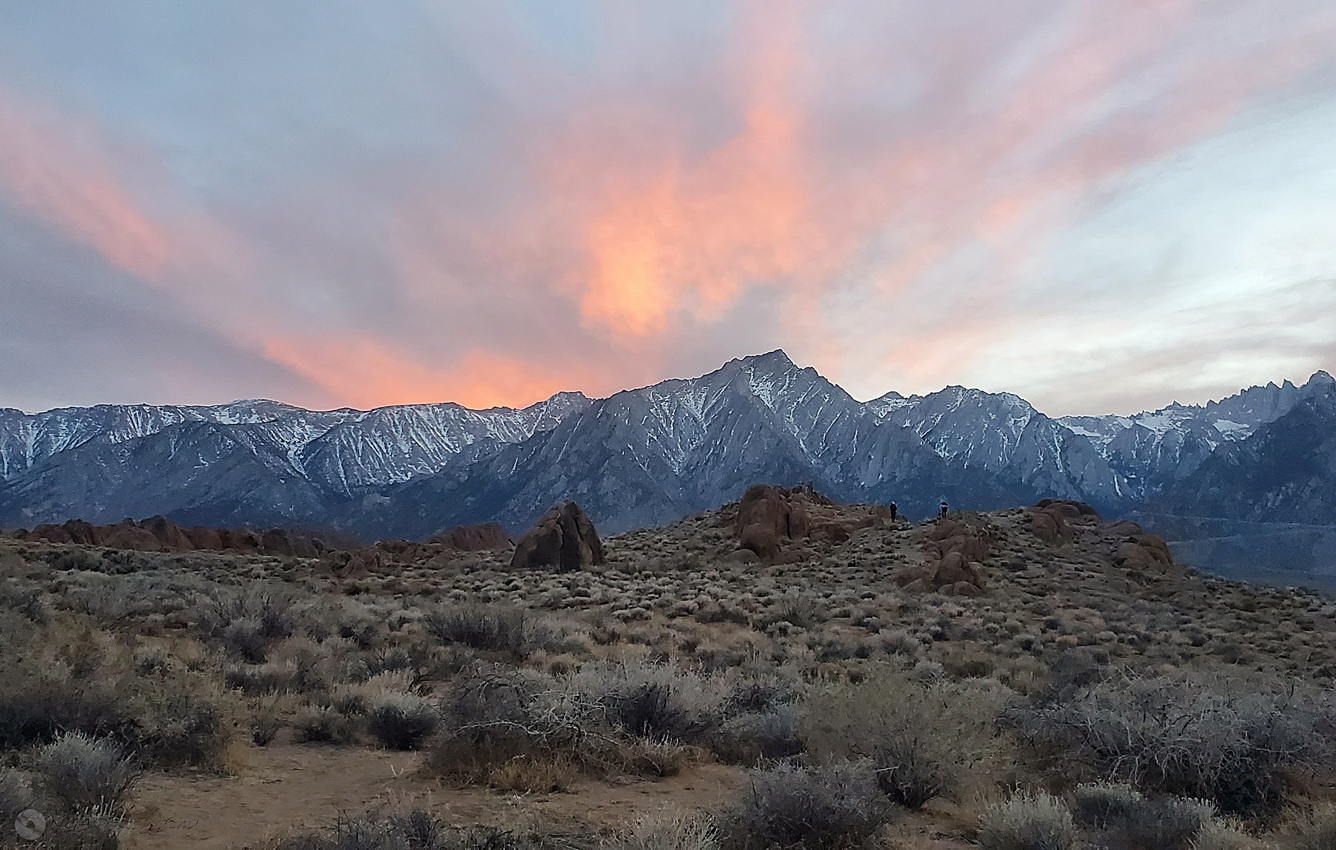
[1,353,1332,540]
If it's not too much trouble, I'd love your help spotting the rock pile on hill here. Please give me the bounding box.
[733,484,812,560]
[429,522,512,552]
[896,513,996,596]
[510,501,605,571]
[16,516,337,557]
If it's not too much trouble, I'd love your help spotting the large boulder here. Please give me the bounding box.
[1117,533,1175,574]
[739,523,781,560]
[100,521,163,551]
[185,526,225,551]
[430,522,513,552]
[141,515,195,551]
[732,484,813,561]
[510,501,606,571]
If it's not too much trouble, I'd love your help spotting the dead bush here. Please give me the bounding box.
[424,605,549,657]
[195,589,296,662]
[293,705,359,745]
[1002,674,1334,815]
[717,761,887,850]
[801,671,1010,809]
[427,665,583,788]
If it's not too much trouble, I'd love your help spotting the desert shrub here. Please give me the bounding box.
[136,694,229,769]
[801,671,1010,809]
[278,811,575,850]
[0,768,32,819]
[427,664,582,788]
[48,548,105,572]
[195,589,295,662]
[576,661,730,744]
[293,706,359,745]
[1285,805,1336,850]
[711,704,803,764]
[977,791,1079,850]
[617,810,720,850]
[1191,821,1267,850]
[40,801,124,850]
[718,761,886,850]
[425,605,549,657]
[37,732,137,810]
[1094,795,1214,850]
[1002,674,1333,815]
[0,677,135,750]
[1071,783,1144,830]
[367,692,438,751]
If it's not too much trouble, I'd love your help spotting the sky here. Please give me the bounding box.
[2,1,1335,417]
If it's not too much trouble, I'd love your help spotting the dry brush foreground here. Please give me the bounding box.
[4,493,1336,848]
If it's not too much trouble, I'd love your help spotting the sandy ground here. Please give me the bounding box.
[126,743,747,849]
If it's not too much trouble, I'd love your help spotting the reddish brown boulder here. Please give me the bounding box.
[739,523,781,560]
[430,522,512,552]
[1034,498,1100,518]
[1026,508,1074,546]
[185,526,225,551]
[29,524,74,545]
[510,501,606,571]
[141,516,194,551]
[219,528,262,553]
[63,520,100,546]
[1118,534,1175,573]
[260,528,295,556]
[100,522,163,551]
[735,484,811,541]
[810,521,854,544]
[933,551,978,586]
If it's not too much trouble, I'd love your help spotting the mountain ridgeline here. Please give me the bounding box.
[1,352,1333,542]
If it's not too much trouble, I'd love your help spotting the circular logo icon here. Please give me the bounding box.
[15,809,46,841]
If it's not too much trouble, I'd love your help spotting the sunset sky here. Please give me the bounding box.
[2,1,1335,416]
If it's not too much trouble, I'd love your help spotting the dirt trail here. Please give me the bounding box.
[126,744,745,849]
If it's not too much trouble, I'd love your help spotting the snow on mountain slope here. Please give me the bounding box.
[2,356,1332,536]
[1058,371,1334,498]
[0,394,590,494]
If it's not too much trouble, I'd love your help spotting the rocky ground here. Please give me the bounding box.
[3,489,1336,849]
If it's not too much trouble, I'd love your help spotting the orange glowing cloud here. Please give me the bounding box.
[578,105,821,336]
[0,88,170,280]
[263,336,598,410]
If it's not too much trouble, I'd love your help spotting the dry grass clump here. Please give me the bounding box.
[1002,674,1335,815]
[366,690,439,750]
[37,731,138,811]
[977,791,1079,850]
[800,669,1012,809]
[717,760,887,850]
[615,810,720,850]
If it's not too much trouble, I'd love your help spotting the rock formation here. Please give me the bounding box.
[510,501,605,571]
[430,522,512,552]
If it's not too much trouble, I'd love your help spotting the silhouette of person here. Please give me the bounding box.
[889,502,898,522]
[939,499,949,519]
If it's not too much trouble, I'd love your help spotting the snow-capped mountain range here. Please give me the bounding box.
[1,351,1332,538]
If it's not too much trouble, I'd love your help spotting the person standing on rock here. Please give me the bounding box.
[889,502,897,522]
[939,499,948,519]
